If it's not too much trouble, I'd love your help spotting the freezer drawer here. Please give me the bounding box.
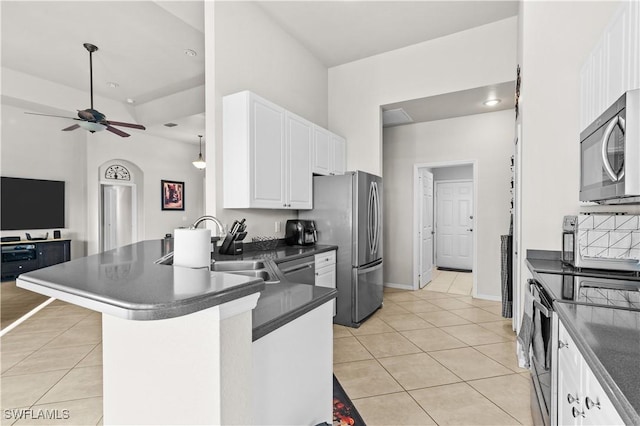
[353,260,383,323]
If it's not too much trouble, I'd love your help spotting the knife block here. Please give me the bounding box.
[219,232,247,255]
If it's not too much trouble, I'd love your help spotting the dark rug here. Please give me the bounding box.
[333,375,366,426]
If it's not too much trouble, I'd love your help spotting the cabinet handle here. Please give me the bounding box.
[559,340,569,349]
[585,397,601,410]
[283,204,286,207]
[571,407,585,418]
[567,393,579,404]
[315,272,319,276]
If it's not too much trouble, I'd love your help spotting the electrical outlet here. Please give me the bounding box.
[275,221,281,233]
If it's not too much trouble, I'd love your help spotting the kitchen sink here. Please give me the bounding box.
[155,255,278,283]
[210,260,266,271]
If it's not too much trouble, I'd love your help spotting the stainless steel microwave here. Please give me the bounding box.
[580,89,640,203]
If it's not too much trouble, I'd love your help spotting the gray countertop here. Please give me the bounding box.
[17,239,338,340]
[219,243,339,341]
[527,250,640,423]
[554,302,640,425]
[17,240,266,320]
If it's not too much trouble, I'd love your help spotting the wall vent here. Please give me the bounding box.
[382,108,413,127]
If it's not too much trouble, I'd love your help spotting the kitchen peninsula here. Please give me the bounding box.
[16,240,337,425]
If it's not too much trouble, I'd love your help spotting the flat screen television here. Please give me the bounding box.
[1,177,65,230]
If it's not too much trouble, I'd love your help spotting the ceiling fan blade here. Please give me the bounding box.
[105,120,146,130]
[106,125,130,138]
[25,112,82,121]
[62,124,81,132]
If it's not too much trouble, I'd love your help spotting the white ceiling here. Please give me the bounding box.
[383,81,516,127]
[257,1,518,67]
[1,1,518,144]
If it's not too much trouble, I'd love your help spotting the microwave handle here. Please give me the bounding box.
[601,115,626,182]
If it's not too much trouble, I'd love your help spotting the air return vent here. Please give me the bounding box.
[382,108,413,127]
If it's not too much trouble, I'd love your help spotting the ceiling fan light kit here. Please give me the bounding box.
[25,42,146,138]
[192,135,206,169]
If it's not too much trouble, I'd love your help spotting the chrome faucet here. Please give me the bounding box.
[191,215,225,237]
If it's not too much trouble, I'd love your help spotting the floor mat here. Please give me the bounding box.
[333,374,366,425]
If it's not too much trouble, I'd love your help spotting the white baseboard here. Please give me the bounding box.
[473,292,502,302]
[384,282,413,291]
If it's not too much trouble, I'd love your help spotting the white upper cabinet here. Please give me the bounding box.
[285,112,313,209]
[580,1,640,130]
[312,126,331,175]
[223,91,311,210]
[313,125,347,176]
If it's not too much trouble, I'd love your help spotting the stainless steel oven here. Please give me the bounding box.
[580,89,640,203]
[529,279,558,426]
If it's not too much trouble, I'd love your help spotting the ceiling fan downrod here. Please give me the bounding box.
[83,43,98,111]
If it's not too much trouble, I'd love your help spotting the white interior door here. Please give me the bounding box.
[102,184,135,252]
[419,169,434,288]
[436,181,473,270]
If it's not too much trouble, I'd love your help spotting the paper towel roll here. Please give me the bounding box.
[173,228,212,268]
[173,265,210,296]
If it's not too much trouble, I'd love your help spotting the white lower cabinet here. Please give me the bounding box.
[557,320,624,425]
[315,250,336,316]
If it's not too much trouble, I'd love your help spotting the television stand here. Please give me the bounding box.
[1,239,71,281]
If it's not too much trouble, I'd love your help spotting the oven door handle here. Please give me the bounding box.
[533,299,550,317]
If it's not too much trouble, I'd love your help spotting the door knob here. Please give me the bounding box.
[467,228,473,232]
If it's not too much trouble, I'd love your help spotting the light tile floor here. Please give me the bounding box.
[334,270,533,425]
[1,270,530,426]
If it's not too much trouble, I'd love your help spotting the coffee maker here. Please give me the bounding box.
[284,220,317,246]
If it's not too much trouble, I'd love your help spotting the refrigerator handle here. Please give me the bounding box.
[368,182,375,256]
[372,181,381,255]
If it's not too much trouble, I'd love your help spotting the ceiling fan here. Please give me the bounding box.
[25,43,146,138]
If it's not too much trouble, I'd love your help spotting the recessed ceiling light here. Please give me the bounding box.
[164,123,178,128]
[126,98,135,104]
[184,49,197,57]
[483,99,501,107]
[106,82,119,89]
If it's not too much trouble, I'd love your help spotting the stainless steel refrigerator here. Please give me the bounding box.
[300,171,383,327]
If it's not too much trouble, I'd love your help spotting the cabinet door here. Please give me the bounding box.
[557,321,584,425]
[38,242,69,268]
[312,126,331,175]
[331,133,346,175]
[315,264,336,316]
[606,5,630,107]
[252,96,285,208]
[582,359,624,426]
[285,113,313,210]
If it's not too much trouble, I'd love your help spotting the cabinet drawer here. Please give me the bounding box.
[314,250,336,269]
[1,259,39,276]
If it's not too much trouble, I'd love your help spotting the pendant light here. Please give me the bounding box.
[192,134,206,169]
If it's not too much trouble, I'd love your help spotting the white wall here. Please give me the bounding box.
[207,2,329,239]
[86,132,205,255]
[517,2,625,289]
[384,110,514,299]
[2,69,205,257]
[432,165,473,181]
[329,16,518,176]
[1,104,88,258]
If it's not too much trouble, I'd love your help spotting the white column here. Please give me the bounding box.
[102,294,259,425]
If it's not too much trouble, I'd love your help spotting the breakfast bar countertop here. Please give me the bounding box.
[16,240,266,321]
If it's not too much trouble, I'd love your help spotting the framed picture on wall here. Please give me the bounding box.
[161,180,184,211]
